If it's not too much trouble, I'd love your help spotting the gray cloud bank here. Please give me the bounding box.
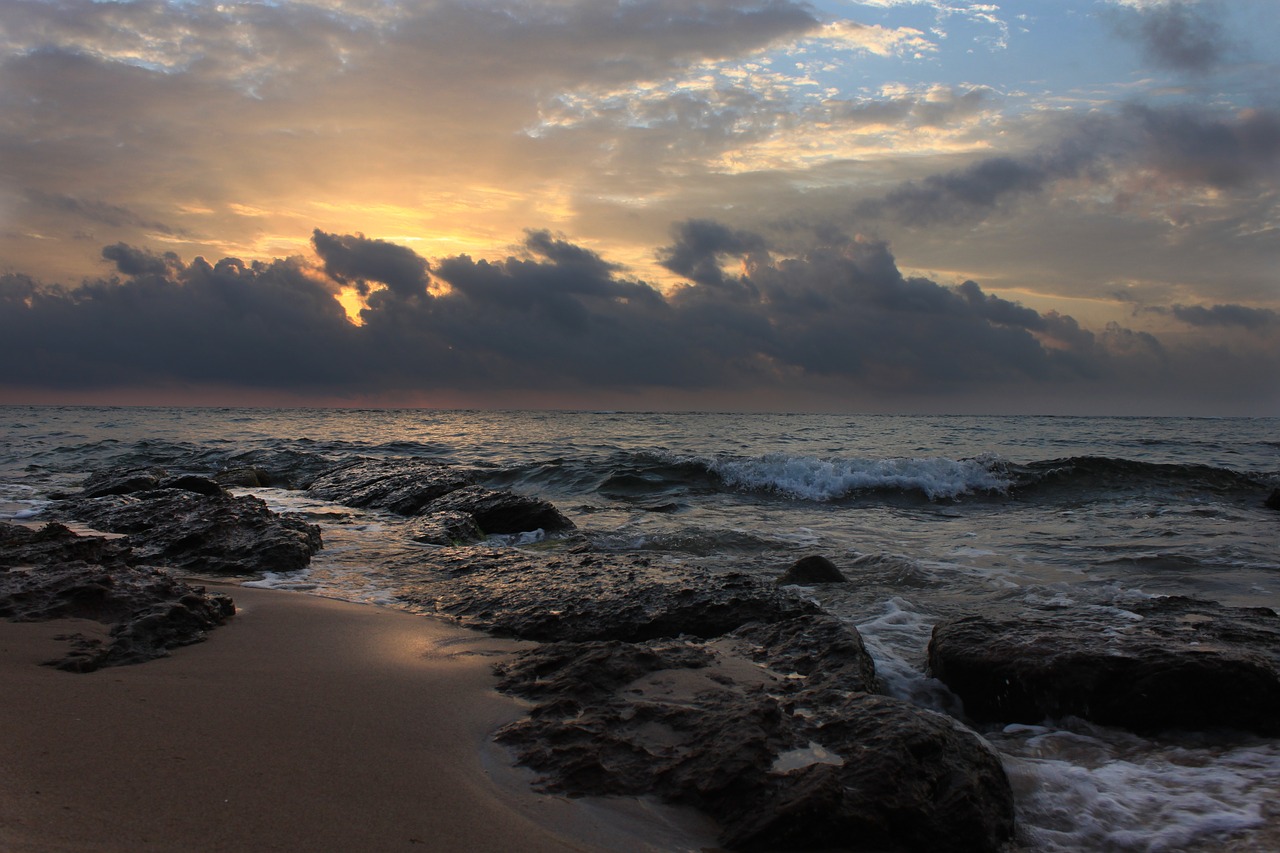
[3,226,1275,414]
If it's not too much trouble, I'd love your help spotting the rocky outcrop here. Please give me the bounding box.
[307,458,475,515]
[54,470,322,576]
[307,458,574,535]
[496,613,1015,852]
[407,510,485,546]
[0,522,235,671]
[420,550,819,642]
[421,484,573,535]
[419,543,1014,851]
[928,596,1280,734]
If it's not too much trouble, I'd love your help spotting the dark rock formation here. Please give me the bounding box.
[777,554,846,584]
[929,596,1280,734]
[307,458,574,535]
[1266,488,1280,510]
[162,474,226,496]
[56,488,322,576]
[307,458,476,515]
[422,484,573,535]
[406,511,485,546]
[79,466,167,498]
[0,519,133,570]
[0,522,235,671]
[214,466,271,488]
[420,550,818,642]
[496,613,1015,852]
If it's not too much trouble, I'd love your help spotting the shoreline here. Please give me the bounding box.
[0,584,717,852]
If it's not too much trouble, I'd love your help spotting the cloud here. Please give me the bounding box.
[4,224,1272,413]
[311,230,430,299]
[851,103,1280,227]
[25,191,182,237]
[1169,303,1279,329]
[1107,0,1231,73]
[102,243,182,277]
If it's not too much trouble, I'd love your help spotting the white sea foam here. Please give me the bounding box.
[855,597,961,714]
[706,452,1011,501]
[1000,726,1279,851]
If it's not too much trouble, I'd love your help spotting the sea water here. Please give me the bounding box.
[1,406,1277,850]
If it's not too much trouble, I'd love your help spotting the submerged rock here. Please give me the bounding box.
[777,554,846,584]
[0,522,235,671]
[928,596,1280,734]
[495,612,1015,852]
[55,488,322,576]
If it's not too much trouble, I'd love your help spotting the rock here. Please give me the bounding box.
[215,448,339,489]
[55,488,322,576]
[419,551,819,642]
[0,521,132,570]
[0,522,235,671]
[214,466,270,488]
[495,614,1014,853]
[79,466,167,498]
[928,596,1280,734]
[422,484,574,535]
[730,613,879,697]
[406,511,485,546]
[1266,488,1280,510]
[307,458,475,515]
[161,474,226,496]
[777,554,846,584]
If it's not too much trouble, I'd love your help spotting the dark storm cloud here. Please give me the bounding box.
[0,249,357,390]
[1170,303,1279,329]
[1123,104,1280,188]
[1,225,1273,407]
[311,230,430,299]
[101,243,181,277]
[658,219,769,289]
[1109,0,1230,73]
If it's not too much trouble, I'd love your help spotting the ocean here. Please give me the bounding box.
[2,406,1278,851]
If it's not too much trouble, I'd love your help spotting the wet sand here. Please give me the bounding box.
[0,585,715,852]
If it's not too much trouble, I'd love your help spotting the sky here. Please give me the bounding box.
[1,0,1278,414]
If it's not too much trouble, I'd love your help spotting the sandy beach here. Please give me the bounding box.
[0,585,716,853]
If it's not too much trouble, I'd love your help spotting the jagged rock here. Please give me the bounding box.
[55,488,322,576]
[214,448,339,489]
[161,474,226,496]
[406,511,485,546]
[422,484,574,534]
[214,466,271,488]
[777,554,846,584]
[79,466,167,498]
[730,613,879,697]
[495,616,1014,853]
[307,458,475,515]
[420,551,818,642]
[928,596,1280,734]
[0,522,235,671]
[0,521,132,569]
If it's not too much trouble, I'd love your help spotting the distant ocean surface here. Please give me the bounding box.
[3,406,1279,851]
